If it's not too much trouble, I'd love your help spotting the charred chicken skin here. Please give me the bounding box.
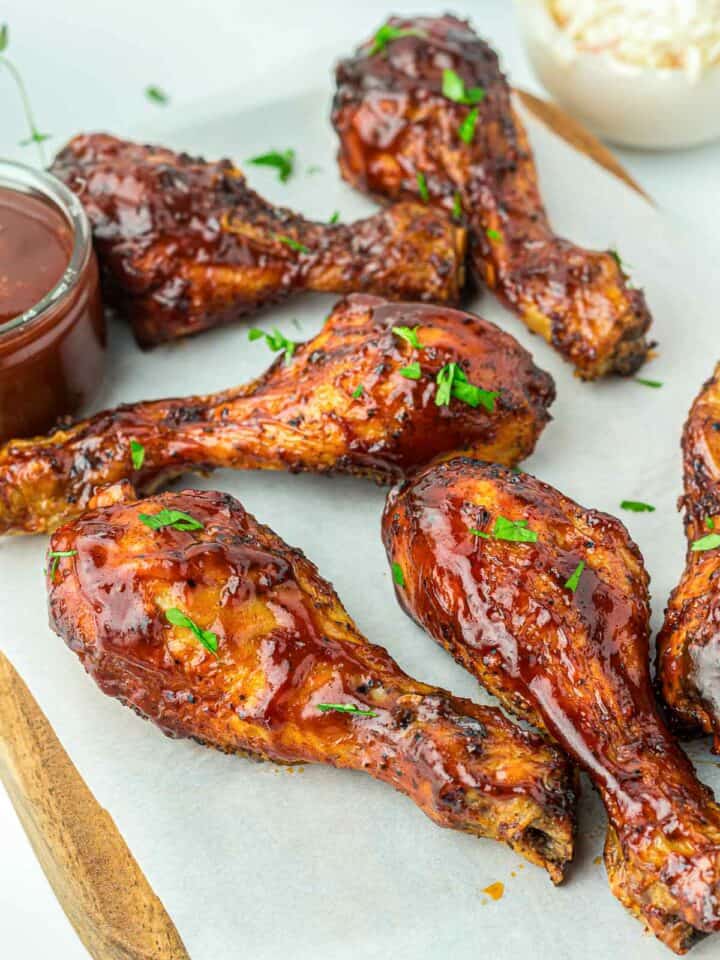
[0,294,554,536]
[46,484,577,880]
[658,363,720,747]
[49,133,466,346]
[332,15,652,380]
[383,460,720,953]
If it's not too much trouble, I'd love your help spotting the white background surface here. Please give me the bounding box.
[2,2,720,959]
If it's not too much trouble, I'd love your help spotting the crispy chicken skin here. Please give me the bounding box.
[45,484,576,880]
[332,15,652,380]
[50,133,466,346]
[382,460,720,953]
[0,294,554,536]
[657,363,720,746]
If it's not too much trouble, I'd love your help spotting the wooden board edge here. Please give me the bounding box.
[0,650,190,960]
[514,88,651,202]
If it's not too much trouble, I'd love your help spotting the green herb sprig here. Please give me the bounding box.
[399,361,422,380]
[277,234,310,254]
[620,500,656,513]
[145,85,169,105]
[165,607,218,657]
[248,149,295,182]
[692,517,720,552]
[471,517,538,544]
[392,562,405,586]
[435,363,497,411]
[442,69,485,105]
[139,508,204,532]
[0,24,50,163]
[317,703,378,718]
[369,23,426,56]
[458,107,480,144]
[416,171,429,202]
[564,560,585,592]
[392,325,423,349]
[248,327,297,363]
[130,440,145,471]
[635,378,663,389]
[46,549,78,580]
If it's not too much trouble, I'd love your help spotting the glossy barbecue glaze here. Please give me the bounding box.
[382,460,720,953]
[0,294,554,535]
[46,485,576,880]
[658,362,720,747]
[50,133,466,346]
[333,15,652,380]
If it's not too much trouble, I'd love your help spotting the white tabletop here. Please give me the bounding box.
[1,2,719,957]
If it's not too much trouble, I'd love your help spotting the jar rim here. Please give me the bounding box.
[0,157,93,337]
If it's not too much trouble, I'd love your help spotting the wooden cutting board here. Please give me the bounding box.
[0,96,643,960]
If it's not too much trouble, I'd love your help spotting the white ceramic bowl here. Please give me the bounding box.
[514,0,720,149]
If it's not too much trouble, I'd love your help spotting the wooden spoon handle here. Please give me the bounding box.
[0,650,190,960]
[515,88,650,201]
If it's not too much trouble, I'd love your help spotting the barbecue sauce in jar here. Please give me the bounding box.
[0,161,105,443]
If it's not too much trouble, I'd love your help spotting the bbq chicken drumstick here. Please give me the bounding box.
[46,484,577,880]
[383,460,720,953]
[50,134,466,346]
[333,15,652,380]
[0,294,554,536]
[658,363,720,748]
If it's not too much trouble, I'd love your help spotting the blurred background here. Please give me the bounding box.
[1,1,719,956]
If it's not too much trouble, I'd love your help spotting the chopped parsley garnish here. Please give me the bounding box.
[564,560,585,592]
[248,327,296,363]
[1,23,51,162]
[392,562,405,586]
[486,228,502,242]
[400,361,422,380]
[130,440,145,470]
[145,85,169,105]
[471,517,538,544]
[452,192,463,219]
[46,549,78,580]
[458,107,480,144]
[392,325,422,349]
[435,363,497,411]
[369,23,426,56]
[441,69,485,105]
[139,508,204,532]
[352,384,365,399]
[329,211,340,224]
[635,378,663,388]
[277,234,310,254]
[248,148,295,182]
[165,607,218,656]
[416,171,429,202]
[692,519,720,552]
[620,500,655,513]
[317,703,378,718]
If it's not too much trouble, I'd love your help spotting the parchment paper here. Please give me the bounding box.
[2,87,720,959]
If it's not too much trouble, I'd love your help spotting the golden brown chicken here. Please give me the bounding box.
[0,293,554,536]
[45,483,577,880]
[49,133,466,346]
[383,459,720,953]
[332,15,652,380]
[657,362,720,747]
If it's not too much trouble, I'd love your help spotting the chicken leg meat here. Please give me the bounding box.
[383,459,720,953]
[332,15,652,380]
[0,294,554,535]
[45,484,576,880]
[657,362,720,747]
[50,133,466,346]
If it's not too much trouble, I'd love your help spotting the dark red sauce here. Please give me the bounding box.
[0,187,72,325]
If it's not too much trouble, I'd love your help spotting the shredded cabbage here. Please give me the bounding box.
[548,0,720,79]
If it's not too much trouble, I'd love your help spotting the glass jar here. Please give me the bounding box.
[0,159,106,443]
